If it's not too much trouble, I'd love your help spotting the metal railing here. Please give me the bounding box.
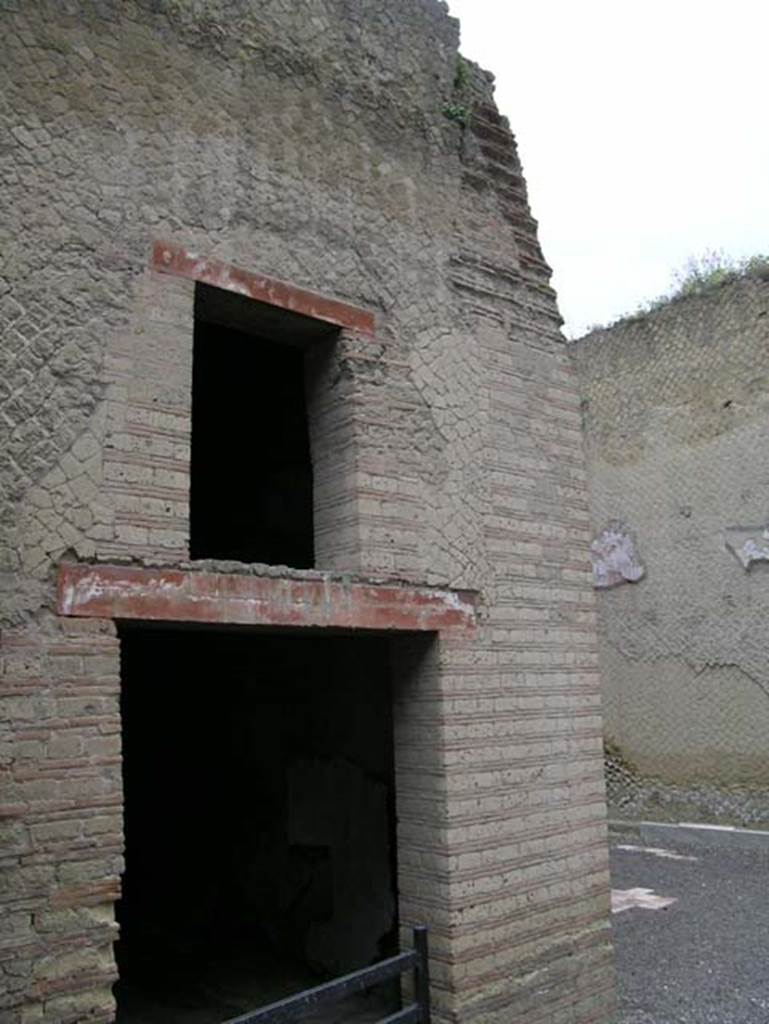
[221,926,431,1024]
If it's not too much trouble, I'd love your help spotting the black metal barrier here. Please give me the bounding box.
[222,926,431,1024]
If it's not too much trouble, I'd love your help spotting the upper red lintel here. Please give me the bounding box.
[57,565,477,635]
[151,241,375,337]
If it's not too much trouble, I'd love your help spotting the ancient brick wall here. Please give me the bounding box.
[1,2,612,1022]
[572,271,769,825]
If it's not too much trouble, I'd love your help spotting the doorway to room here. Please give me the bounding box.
[114,626,399,1024]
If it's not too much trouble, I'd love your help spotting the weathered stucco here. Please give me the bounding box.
[572,271,769,825]
[1,3,612,1022]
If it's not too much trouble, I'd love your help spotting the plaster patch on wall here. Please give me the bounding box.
[724,525,769,570]
[591,521,645,589]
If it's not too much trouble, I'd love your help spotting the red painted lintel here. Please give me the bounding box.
[151,241,375,337]
[57,565,476,634]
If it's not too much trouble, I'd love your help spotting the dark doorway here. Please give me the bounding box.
[189,317,314,568]
[115,627,399,1024]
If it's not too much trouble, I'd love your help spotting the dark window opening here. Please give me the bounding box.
[190,284,334,568]
[114,626,399,1024]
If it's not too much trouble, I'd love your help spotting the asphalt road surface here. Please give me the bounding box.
[610,834,769,1023]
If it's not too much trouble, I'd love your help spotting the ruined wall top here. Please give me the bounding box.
[571,269,769,461]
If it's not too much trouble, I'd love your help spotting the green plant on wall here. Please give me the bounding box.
[443,55,471,126]
[443,102,469,126]
[454,55,470,90]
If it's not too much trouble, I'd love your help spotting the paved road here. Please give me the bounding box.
[610,834,769,1024]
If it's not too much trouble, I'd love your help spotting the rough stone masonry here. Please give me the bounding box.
[0,2,614,1022]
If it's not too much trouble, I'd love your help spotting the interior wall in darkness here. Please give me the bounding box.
[118,628,397,991]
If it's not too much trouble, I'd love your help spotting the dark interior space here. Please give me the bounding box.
[115,627,399,1024]
[189,316,315,568]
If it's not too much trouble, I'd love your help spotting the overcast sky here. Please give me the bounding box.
[445,0,769,337]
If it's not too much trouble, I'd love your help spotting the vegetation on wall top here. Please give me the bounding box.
[641,249,768,318]
[658,249,769,304]
[580,250,769,338]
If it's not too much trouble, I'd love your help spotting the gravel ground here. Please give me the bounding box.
[610,834,769,1024]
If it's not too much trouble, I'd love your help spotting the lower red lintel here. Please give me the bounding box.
[57,565,476,634]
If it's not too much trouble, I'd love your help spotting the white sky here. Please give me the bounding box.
[445,0,769,337]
